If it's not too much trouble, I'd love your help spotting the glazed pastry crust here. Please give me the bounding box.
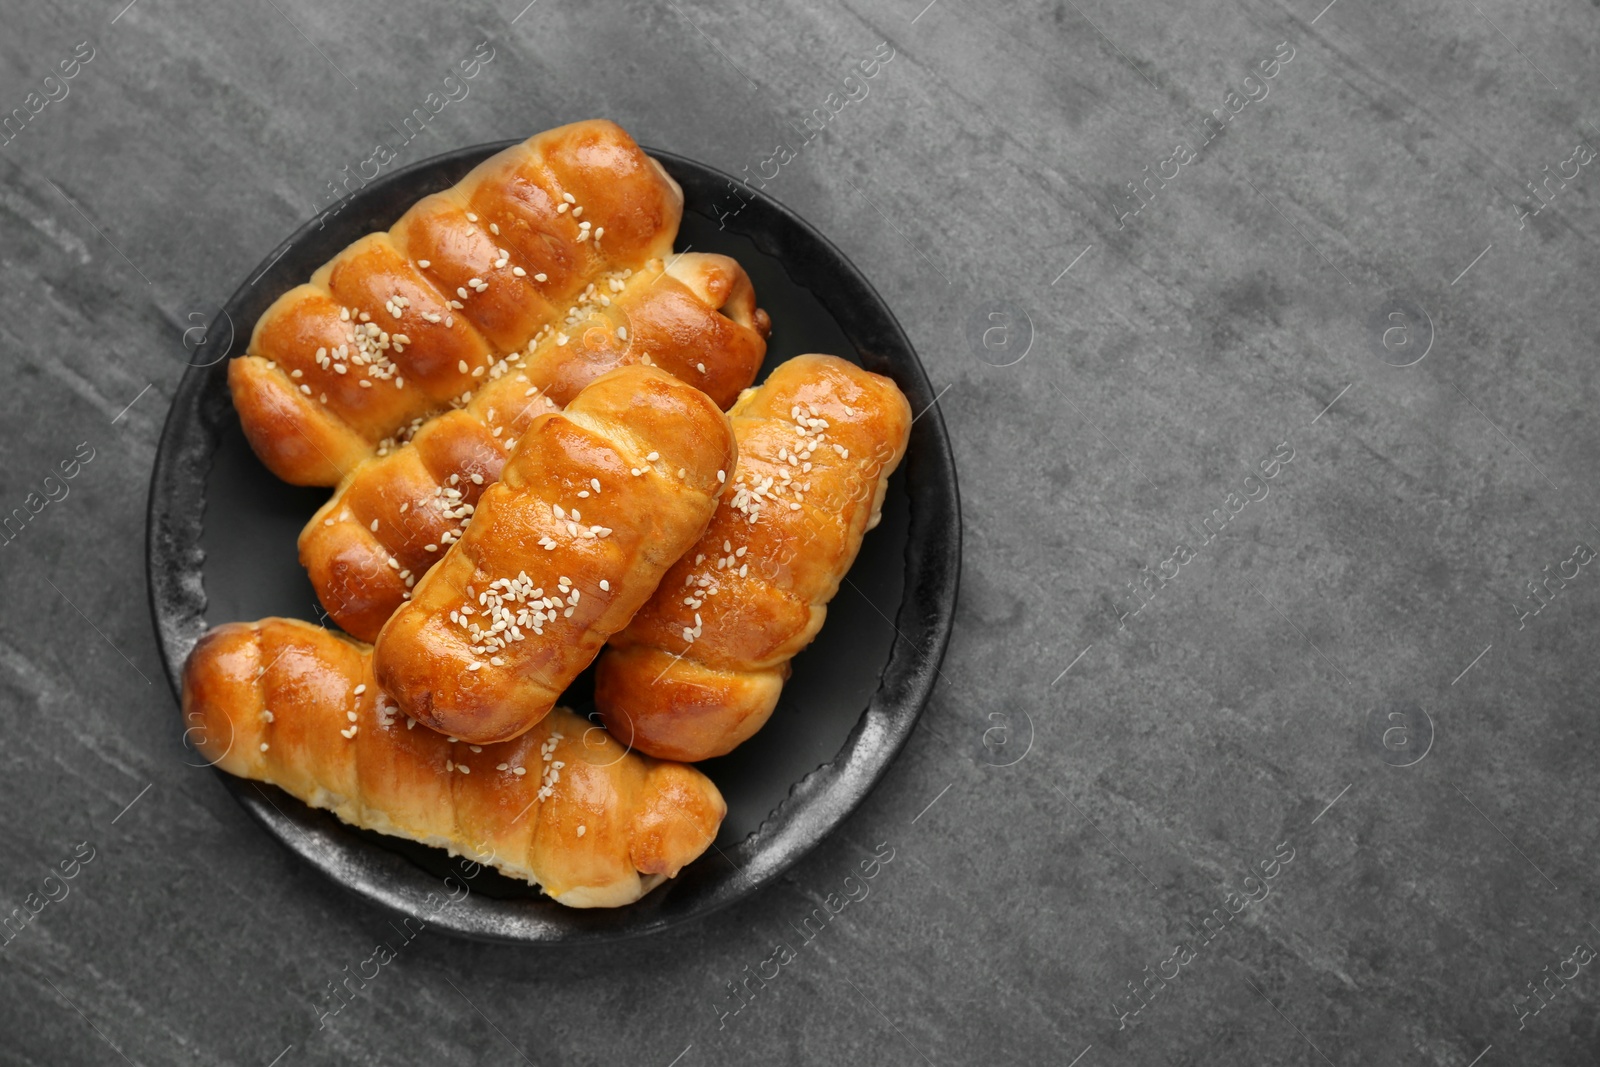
[229,119,683,486]
[183,618,726,908]
[373,364,737,744]
[595,354,911,761]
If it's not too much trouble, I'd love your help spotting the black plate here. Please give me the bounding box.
[146,141,961,943]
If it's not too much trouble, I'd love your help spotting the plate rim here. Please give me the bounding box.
[145,137,961,944]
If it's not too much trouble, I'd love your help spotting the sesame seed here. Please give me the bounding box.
[647,452,659,462]
[576,825,587,838]
[534,273,547,282]
[466,212,478,222]
[260,742,270,752]
[717,470,726,483]
[354,684,367,695]
[458,360,469,373]
[417,259,431,269]
[562,192,576,204]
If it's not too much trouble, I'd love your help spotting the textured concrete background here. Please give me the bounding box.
[3,0,1599,1063]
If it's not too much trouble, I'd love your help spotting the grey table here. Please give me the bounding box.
[3,0,1598,1063]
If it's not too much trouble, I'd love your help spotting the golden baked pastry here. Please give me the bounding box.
[183,618,725,908]
[229,119,682,485]
[595,354,911,761]
[373,364,737,744]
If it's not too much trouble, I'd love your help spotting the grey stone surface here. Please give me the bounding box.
[2,0,1599,1063]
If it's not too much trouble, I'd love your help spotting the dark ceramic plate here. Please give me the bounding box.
[147,140,960,943]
